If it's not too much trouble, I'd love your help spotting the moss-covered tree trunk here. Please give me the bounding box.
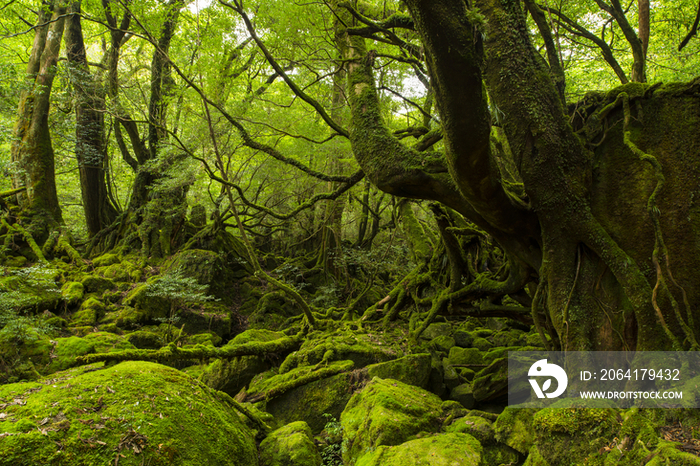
[10,1,66,241]
[333,0,700,351]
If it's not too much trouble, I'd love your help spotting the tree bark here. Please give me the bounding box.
[65,1,119,237]
[10,1,66,239]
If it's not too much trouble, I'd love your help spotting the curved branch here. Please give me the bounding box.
[219,0,349,138]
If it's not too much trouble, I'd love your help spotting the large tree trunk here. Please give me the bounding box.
[65,1,119,237]
[10,1,66,240]
[334,0,700,351]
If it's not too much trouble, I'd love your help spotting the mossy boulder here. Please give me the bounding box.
[365,353,432,389]
[0,361,258,466]
[249,360,356,433]
[126,329,163,349]
[163,249,250,304]
[420,322,452,340]
[71,297,106,326]
[202,329,286,396]
[494,405,537,454]
[450,383,475,409]
[341,377,444,465]
[91,253,120,267]
[122,284,170,321]
[0,328,53,383]
[472,357,509,403]
[430,335,455,353]
[530,399,618,465]
[453,330,474,348]
[259,421,322,466]
[101,260,141,283]
[80,275,115,294]
[448,346,483,366]
[2,256,27,267]
[472,336,494,351]
[60,281,83,306]
[355,433,482,466]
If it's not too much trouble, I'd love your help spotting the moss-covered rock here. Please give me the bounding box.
[0,328,53,383]
[101,260,140,283]
[202,329,286,396]
[453,330,474,348]
[0,361,258,466]
[126,329,163,349]
[494,405,537,454]
[450,383,475,409]
[122,284,170,320]
[420,322,452,340]
[430,335,455,353]
[2,256,27,267]
[163,249,250,304]
[472,336,494,351]
[250,360,356,433]
[365,353,432,389]
[259,421,322,466]
[80,275,115,294]
[531,399,618,465]
[48,333,136,373]
[71,297,106,326]
[355,433,482,466]
[341,377,444,465]
[60,281,83,306]
[472,357,509,402]
[448,346,483,366]
[91,253,120,267]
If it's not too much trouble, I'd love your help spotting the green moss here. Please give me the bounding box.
[278,329,398,374]
[184,331,221,347]
[60,281,83,306]
[123,284,169,319]
[494,405,537,454]
[125,329,163,348]
[251,360,356,433]
[448,347,483,366]
[430,335,455,353]
[365,353,432,389]
[80,275,115,294]
[48,333,136,373]
[0,361,258,466]
[445,415,494,444]
[523,445,551,466]
[341,377,444,465]
[201,329,285,396]
[91,253,120,267]
[420,322,452,340]
[259,421,322,466]
[71,297,106,326]
[355,433,482,466]
[472,336,494,351]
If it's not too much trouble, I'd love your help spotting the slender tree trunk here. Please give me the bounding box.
[65,1,119,237]
[10,1,66,240]
[638,0,650,57]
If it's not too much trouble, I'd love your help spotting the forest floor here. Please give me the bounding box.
[1,246,700,466]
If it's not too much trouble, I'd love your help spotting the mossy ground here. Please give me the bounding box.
[2,252,700,466]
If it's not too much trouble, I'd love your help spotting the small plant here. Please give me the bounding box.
[320,413,343,466]
[146,270,216,343]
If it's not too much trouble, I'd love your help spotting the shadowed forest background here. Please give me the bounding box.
[2,0,700,465]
